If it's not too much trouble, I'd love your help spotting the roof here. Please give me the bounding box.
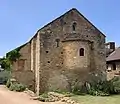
[30,8,106,41]
[106,47,120,62]
[6,42,28,57]
[7,8,106,55]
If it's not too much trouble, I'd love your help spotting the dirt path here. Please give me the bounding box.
[0,85,66,104]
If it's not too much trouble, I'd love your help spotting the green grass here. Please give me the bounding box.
[71,95,120,104]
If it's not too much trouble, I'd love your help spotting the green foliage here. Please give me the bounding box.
[0,57,11,70]
[6,50,21,62]
[87,88,109,96]
[6,79,12,88]
[40,93,49,98]
[71,82,89,95]
[39,93,49,102]
[9,83,26,92]
[71,80,114,96]
[0,49,21,71]
[110,76,120,94]
[86,77,120,96]
[88,81,112,95]
[6,79,26,92]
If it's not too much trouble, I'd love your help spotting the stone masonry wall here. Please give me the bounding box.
[12,43,31,71]
[107,62,120,80]
[37,9,106,93]
[12,43,35,91]
[11,9,106,94]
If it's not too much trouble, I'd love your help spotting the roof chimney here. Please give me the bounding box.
[105,42,115,57]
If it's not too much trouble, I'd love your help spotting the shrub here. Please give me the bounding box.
[6,79,26,92]
[72,83,87,95]
[87,87,109,96]
[9,83,26,92]
[9,83,16,91]
[71,80,114,96]
[39,93,49,102]
[6,79,12,88]
[40,93,49,98]
[87,76,120,96]
[110,76,120,94]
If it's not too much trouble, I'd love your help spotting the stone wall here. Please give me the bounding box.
[38,9,106,93]
[107,62,120,80]
[11,9,106,94]
[12,70,35,91]
[11,43,35,91]
[12,43,31,71]
[63,41,91,69]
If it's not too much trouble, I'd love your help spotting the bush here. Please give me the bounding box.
[86,76,120,96]
[71,80,115,96]
[72,83,88,95]
[87,87,109,96]
[110,76,120,94]
[39,93,49,102]
[6,79,12,88]
[9,83,26,92]
[6,79,26,92]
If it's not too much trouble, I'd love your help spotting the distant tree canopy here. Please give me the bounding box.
[0,57,11,71]
[6,49,21,62]
[0,49,21,71]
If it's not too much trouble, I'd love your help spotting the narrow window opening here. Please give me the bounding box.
[113,63,116,70]
[79,48,84,56]
[72,22,77,31]
[55,39,60,47]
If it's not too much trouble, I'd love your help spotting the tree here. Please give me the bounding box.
[0,57,11,71]
[0,49,21,71]
[6,50,21,62]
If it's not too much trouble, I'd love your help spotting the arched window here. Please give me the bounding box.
[72,22,77,31]
[55,39,60,47]
[79,48,84,56]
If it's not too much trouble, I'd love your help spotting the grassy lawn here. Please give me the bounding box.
[71,95,120,104]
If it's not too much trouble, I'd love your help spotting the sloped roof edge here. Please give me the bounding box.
[29,8,106,42]
[106,47,120,62]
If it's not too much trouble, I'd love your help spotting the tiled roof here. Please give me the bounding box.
[106,47,120,61]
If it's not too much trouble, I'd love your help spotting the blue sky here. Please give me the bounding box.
[0,0,120,57]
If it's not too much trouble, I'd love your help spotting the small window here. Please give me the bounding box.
[72,22,77,31]
[79,48,84,56]
[55,39,60,47]
[113,63,116,70]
